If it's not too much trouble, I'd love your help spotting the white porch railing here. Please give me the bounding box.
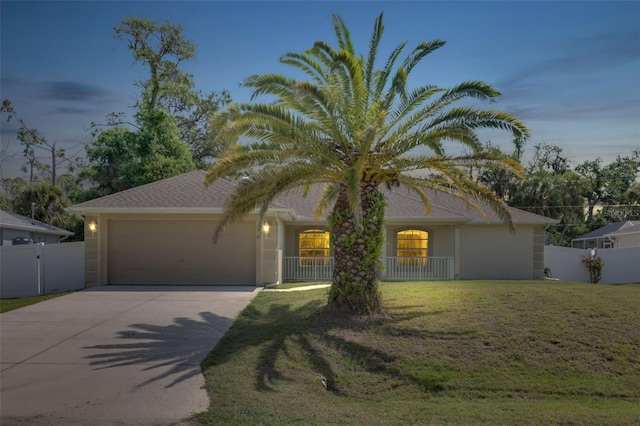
[385,257,454,281]
[283,257,334,281]
[282,256,454,282]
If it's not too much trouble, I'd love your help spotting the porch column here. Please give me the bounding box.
[256,217,279,286]
[454,226,460,279]
[380,226,388,280]
[84,215,100,288]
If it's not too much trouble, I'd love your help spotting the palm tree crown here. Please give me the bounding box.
[206,13,529,313]
[207,13,528,231]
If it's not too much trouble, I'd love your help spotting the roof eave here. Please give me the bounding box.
[466,218,559,226]
[67,206,299,220]
[66,207,228,215]
[384,217,473,224]
[0,223,73,236]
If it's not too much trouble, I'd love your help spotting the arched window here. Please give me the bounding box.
[299,229,330,266]
[397,229,428,266]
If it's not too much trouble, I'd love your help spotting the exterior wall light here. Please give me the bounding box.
[89,221,97,237]
[262,222,271,236]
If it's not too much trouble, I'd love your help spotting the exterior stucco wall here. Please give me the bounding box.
[1,228,62,245]
[458,224,539,280]
[1,228,30,246]
[616,233,640,248]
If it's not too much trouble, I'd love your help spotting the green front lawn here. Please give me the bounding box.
[0,292,72,313]
[197,281,640,425]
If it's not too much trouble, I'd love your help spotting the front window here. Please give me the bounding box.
[397,229,428,266]
[299,229,330,266]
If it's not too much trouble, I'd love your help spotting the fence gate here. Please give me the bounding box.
[0,242,85,298]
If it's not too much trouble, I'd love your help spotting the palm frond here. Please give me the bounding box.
[365,13,384,105]
[313,183,341,217]
[375,41,407,99]
[280,52,327,85]
[332,14,354,54]
[402,40,446,75]
[427,107,530,140]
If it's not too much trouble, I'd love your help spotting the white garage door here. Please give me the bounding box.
[108,220,256,285]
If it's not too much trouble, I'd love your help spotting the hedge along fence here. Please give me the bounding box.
[544,245,640,284]
[0,242,85,298]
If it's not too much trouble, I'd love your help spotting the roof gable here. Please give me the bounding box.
[68,170,233,210]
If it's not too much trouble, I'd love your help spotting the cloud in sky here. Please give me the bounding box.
[0,0,638,178]
[494,28,640,136]
[42,81,114,104]
[2,76,128,118]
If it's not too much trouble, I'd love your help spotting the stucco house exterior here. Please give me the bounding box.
[67,170,556,287]
[0,209,73,246]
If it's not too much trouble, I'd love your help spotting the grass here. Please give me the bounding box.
[197,281,640,425]
[0,291,73,313]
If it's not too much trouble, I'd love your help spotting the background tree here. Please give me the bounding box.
[576,151,640,222]
[508,144,587,245]
[0,177,28,210]
[113,17,231,165]
[83,127,137,195]
[1,100,79,185]
[13,181,73,229]
[205,13,528,314]
[83,16,235,193]
[476,142,521,200]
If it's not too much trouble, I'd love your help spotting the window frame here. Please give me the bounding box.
[298,229,331,266]
[396,229,429,266]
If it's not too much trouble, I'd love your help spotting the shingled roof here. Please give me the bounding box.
[68,170,555,225]
[0,209,73,236]
[574,220,640,240]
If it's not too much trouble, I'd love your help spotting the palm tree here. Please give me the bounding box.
[205,13,529,314]
[15,181,72,229]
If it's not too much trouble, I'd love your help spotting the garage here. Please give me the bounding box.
[107,219,256,285]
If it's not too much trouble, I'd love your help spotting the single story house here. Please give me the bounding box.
[604,222,640,248]
[0,209,73,246]
[571,221,640,249]
[67,170,556,287]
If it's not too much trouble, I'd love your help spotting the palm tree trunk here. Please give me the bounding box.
[328,183,385,314]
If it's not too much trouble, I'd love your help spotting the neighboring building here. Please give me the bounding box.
[571,221,640,249]
[605,223,640,248]
[0,209,73,246]
[67,170,557,287]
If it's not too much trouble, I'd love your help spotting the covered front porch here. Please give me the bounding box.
[255,218,461,285]
[282,256,455,282]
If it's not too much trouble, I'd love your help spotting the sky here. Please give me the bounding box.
[1,0,639,179]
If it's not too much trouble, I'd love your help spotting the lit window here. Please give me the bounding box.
[299,229,330,266]
[397,229,428,266]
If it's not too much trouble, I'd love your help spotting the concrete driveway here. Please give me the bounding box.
[0,286,260,425]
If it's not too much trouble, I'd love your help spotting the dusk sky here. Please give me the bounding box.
[1,1,639,179]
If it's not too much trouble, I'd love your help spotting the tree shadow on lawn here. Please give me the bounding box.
[202,299,477,395]
[83,311,233,390]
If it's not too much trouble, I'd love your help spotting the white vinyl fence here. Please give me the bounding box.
[544,245,640,284]
[0,242,85,298]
